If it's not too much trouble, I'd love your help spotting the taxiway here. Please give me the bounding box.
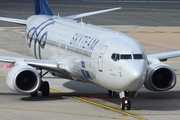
[0,0,179,120]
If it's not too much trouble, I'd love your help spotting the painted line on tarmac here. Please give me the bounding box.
[50,88,71,94]
[0,29,180,34]
[0,30,24,32]
[1,2,180,12]
[0,64,13,68]
[84,0,180,3]
[121,31,180,34]
[74,96,146,120]
[43,5,180,12]
[50,88,62,93]
[0,75,125,120]
[0,74,146,120]
[0,106,126,120]
[0,73,6,77]
[50,88,146,120]
[123,7,180,12]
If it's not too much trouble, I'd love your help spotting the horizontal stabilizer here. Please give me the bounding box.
[64,7,121,19]
[0,17,26,25]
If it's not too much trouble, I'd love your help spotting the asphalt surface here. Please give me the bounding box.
[0,0,180,120]
[1,26,180,120]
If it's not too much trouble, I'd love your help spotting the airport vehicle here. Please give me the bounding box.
[0,0,179,110]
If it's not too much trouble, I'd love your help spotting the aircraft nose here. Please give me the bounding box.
[122,61,145,86]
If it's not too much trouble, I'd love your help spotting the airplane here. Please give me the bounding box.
[0,0,180,110]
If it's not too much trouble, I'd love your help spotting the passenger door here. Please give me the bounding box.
[98,45,108,72]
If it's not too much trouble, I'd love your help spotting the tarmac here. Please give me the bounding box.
[0,0,179,120]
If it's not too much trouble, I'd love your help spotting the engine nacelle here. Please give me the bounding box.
[144,63,176,91]
[6,65,41,94]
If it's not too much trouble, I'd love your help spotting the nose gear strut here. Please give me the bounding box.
[119,91,137,110]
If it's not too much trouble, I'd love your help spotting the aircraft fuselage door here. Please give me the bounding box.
[98,45,108,72]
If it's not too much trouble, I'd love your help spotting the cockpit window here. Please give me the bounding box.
[121,54,132,59]
[111,53,143,61]
[111,53,120,61]
[133,54,143,59]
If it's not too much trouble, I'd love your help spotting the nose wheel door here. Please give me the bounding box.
[98,45,108,72]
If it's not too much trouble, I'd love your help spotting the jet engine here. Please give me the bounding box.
[144,63,176,91]
[6,65,41,94]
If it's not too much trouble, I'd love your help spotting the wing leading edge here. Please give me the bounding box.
[0,17,26,25]
[0,50,180,76]
[0,56,68,73]
[0,7,121,25]
[63,7,121,19]
[148,50,180,62]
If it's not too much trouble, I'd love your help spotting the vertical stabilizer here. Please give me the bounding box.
[34,0,53,15]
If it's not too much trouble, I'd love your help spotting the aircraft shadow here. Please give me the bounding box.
[21,94,66,101]
[3,79,179,111]
[62,81,180,111]
[0,92,24,96]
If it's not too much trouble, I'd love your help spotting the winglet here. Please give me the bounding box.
[34,0,53,15]
[64,7,121,19]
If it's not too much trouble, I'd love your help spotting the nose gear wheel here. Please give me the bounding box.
[120,99,131,110]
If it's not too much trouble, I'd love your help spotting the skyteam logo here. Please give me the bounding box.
[27,19,55,59]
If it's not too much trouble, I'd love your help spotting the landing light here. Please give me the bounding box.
[58,64,62,68]
[125,100,128,104]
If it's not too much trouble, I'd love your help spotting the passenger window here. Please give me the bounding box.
[111,53,120,61]
[121,54,132,59]
[133,54,143,59]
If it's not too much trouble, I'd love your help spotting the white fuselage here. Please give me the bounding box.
[25,15,148,92]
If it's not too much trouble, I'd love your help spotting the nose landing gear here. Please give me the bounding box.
[121,99,131,110]
[119,91,137,110]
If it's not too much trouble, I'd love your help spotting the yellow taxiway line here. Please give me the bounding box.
[50,88,146,120]
[0,73,146,120]
[0,106,128,120]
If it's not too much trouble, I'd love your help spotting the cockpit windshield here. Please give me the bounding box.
[111,53,143,61]
[133,54,143,59]
[111,53,120,61]
[121,54,132,59]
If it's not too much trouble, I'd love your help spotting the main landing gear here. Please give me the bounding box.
[31,70,50,97]
[119,91,137,110]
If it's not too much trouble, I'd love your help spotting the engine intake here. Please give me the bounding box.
[6,65,41,94]
[144,63,176,91]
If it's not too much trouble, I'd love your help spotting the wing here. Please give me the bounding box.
[0,7,121,24]
[0,17,26,25]
[0,56,68,73]
[63,7,121,19]
[148,50,180,62]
